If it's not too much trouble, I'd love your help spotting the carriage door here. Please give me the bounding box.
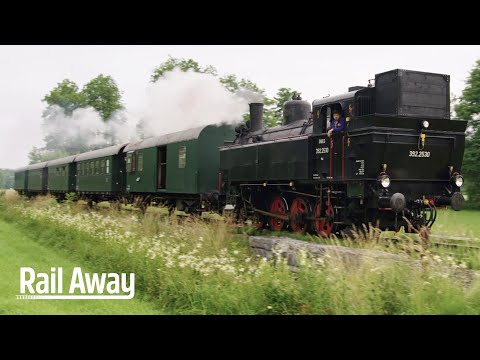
[42,167,48,192]
[157,146,167,189]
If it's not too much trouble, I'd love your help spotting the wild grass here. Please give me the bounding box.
[1,189,480,314]
[0,215,162,314]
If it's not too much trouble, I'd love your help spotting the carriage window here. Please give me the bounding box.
[132,153,137,172]
[126,153,133,172]
[138,153,144,172]
[106,159,110,174]
[126,152,137,172]
[178,146,186,169]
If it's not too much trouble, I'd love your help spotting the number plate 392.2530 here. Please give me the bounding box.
[409,151,430,158]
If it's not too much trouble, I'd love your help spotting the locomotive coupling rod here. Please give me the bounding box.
[253,208,290,221]
[252,208,330,222]
[286,190,321,198]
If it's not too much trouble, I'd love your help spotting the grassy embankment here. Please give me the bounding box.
[1,189,480,314]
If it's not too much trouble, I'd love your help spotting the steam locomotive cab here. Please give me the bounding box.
[311,69,466,231]
[220,69,467,235]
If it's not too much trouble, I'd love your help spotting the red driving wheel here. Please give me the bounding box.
[269,196,288,231]
[313,200,334,237]
[290,198,310,233]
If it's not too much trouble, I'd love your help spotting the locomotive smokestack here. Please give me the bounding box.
[249,103,264,132]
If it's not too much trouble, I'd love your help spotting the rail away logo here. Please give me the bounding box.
[17,267,135,300]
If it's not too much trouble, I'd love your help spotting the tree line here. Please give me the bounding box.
[29,56,300,164]
[454,59,480,208]
[0,169,14,189]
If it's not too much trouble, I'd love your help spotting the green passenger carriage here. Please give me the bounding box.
[123,124,235,212]
[75,144,127,197]
[26,161,49,193]
[47,155,77,194]
[14,166,28,194]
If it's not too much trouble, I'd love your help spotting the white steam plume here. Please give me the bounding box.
[234,88,265,104]
[41,68,259,151]
[139,69,249,137]
[41,106,138,151]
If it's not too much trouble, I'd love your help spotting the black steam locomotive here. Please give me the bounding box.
[15,68,467,236]
[220,69,467,235]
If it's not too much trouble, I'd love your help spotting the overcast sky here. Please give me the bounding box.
[1,45,479,169]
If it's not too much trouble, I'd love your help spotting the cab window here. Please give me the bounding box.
[320,104,343,133]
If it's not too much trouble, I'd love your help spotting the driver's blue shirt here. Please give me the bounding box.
[330,117,347,132]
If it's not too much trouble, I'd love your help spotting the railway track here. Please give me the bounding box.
[383,234,480,251]
[428,235,480,250]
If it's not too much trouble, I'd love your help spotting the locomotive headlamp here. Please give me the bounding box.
[453,174,464,187]
[422,120,429,129]
[378,175,391,188]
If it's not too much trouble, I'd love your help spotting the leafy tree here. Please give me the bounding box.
[455,59,480,208]
[151,55,217,82]
[31,74,125,163]
[461,133,480,207]
[220,74,265,95]
[0,169,14,189]
[43,79,86,115]
[82,74,123,120]
[455,59,480,133]
[272,87,301,119]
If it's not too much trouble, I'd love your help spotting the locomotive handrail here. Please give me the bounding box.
[347,128,466,136]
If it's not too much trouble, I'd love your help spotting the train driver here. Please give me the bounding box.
[327,110,347,137]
